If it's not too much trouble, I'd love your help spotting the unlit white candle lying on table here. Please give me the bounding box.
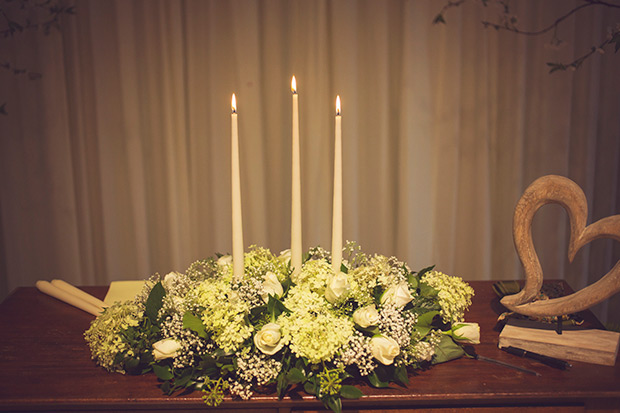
[36,280,104,316]
[51,279,108,310]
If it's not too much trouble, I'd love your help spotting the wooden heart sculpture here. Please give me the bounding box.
[501,175,620,317]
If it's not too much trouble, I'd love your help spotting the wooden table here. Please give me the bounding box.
[0,281,618,412]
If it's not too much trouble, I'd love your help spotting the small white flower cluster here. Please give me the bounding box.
[160,312,212,369]
[336,331,376,376]
[234,277,263,309]
[401,330,442,365]
[235,350,282,387]
[227,350,282,400]
[378,304,418,348]
[306,245,331,261]
[227,378,253,400]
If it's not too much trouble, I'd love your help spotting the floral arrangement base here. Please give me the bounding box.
[85,243,478,412]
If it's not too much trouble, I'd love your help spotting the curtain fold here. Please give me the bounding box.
[1,0,619,323]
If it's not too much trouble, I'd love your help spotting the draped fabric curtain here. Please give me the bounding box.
[1,0,619,323]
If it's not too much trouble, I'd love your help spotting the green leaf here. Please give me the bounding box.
[145,282,166,323]
[182,311,207,338]
[152,364,173,380]
[354,324,381,336]
[432,335,465,365]
[367,370,390,388]
[417,265,435,278]
[340,263,348,274]
[267,295,291,320]
[340,384,363,399]
[175,373,192,388]
[417,310,439,327]
[276,371,290,398]
[419,282,439,298]
[160,380,171,395]
[407,273,419,289]
[287,367,305,384]
[394,365,409,386]
[411,325,431,339]
[372,285,384,306]
[304,380,317,395]
[325,395,342,413]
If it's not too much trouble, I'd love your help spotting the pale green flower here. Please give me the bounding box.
[244,245,290,282]
[294,259,332,294]
[195,279,252,353]
[278,285,354,363]
[421,270,474,324]
[84,301,143,373]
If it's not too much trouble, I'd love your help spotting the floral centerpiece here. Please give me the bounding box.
[85,243,477,412]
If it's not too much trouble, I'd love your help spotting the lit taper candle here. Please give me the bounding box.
[291,76,302,275]
[332,96,342,273]
[231,93,244,280]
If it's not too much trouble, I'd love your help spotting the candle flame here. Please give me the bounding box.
[231,93,237,113]
[336,95,341,115]
[291,76,297,94]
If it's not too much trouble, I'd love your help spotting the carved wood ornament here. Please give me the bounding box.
[501,175,620,317]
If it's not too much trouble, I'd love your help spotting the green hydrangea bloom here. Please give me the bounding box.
[421,270,474,324]
[279,285,353,363]
[195,279,252,353]
[84,301,143,373]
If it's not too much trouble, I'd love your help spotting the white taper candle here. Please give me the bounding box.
[231,94,244,281]
[291,76,302,275]
[332,96,343,273]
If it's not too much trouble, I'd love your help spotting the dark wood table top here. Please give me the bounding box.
[0,281,618,412]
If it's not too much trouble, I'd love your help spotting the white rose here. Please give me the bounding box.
[352,304,380,328]
[162,271,181,291]
[380,281,413,309]
[325,272,350,303]
[261,271,284,302]
[451,322,480,344]
[152,338,182,361]
[278,249,291,264]
[254,322,285,355]
[217,255,233,266]
[369,335,400,365]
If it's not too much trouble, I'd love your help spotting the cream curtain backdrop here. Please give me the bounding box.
[1,0,619,322]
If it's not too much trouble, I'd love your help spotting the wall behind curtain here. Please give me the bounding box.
[1,0,619,323]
